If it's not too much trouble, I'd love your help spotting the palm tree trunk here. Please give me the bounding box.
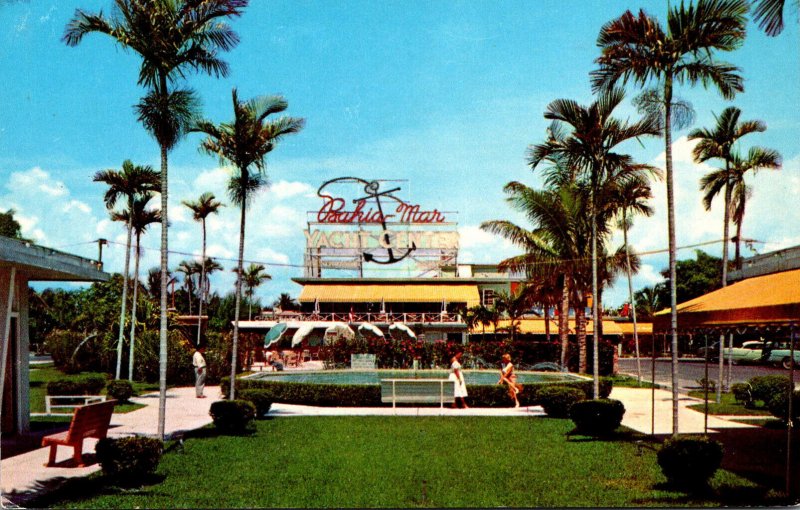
[544,304,551,342]
[722,165,732,287]
[559,278,569,371]
[230,199,247,400]
[116,214,133,380]
[196,220,207,348]
[157,77,170,440]
[576,297,587,374]
[665,75,680,438]
[591,196,600,398]
[623,210,642,383]
[128,232,142,381]
[734,219,743,270]
[248,290,253,321]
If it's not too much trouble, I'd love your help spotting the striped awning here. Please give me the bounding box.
[473,318,623,336]
[299,284,480,307]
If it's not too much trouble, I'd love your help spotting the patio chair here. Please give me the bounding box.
[302,349,311,362]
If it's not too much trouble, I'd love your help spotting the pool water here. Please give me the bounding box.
[246,370,583,386]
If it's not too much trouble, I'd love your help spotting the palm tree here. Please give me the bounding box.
[273,293,300,312]
[689,107,768,287]
[64,0,247,440]
[94,160,159,379]
[613,175,655,383]
[528,88,659,397]
[183,192,223,347]
[193,89,304,399]
[111,193,160,381]
[751,0,798,35]
[176,260,199,314]
[236,263,272,320]
[495,285,533,343]
[593,0,748,436]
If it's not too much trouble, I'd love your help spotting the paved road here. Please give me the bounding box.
[618,357,794,391]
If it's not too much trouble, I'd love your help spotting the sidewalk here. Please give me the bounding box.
[1,386,223,506]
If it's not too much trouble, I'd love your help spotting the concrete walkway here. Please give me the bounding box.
[1,386,224,506]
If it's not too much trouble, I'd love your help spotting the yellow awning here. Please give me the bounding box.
[616,322,653,335]
[472,318,623,335]
[299,284,480,307]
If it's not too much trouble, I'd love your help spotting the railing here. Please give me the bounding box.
[45,395,107,415]
[256,311,465,325]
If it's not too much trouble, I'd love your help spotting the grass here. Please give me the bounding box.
[34,417,781,508]
[29,363,156,414]
[606,374,662,389]
[686,391,772,417]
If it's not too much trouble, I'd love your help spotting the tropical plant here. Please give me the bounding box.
[94,160,159,379]
[176,259,199,314]
[689,106,771,286]
[273,292,300,312]
[64,0,247,440]
[528,88,658,397]
[494,285,533,342]
[593,0,748,435]
[193,89,304,399]
[235,263,271,320]
[183,192,224,347]
[0,209,26,240]
[111,192,160,380]
[751,0,798,35]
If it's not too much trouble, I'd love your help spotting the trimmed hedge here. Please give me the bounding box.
[95,436,163,486]
[106,380,134,403]
[222,375,613,408]
[46,373,108,396]
[570,399,626,436]
[238,389,274,418]
[657,437,723,489]
[767,389,800,424]
[749,375,792,404]
[537,386,586,418]
[209,400,256,434]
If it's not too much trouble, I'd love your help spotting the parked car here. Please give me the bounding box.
[763,340,800,369]
[696,341,720,360]
[723,341,765,364]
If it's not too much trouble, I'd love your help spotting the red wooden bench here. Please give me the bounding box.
[41,400,116,467]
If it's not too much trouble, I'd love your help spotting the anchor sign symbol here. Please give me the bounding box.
[353,180,417,265]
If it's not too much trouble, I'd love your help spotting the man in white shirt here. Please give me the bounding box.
[193,346,207,398]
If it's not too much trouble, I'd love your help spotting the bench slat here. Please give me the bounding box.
[42,400,116,467]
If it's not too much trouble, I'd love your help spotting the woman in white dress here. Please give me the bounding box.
[450,351,469,409]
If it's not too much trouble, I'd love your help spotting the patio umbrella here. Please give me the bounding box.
[324,322,355,343]
[291,323,316,347]
[389,322,416,340]
[358,322,384,339]
[264,323,288,348]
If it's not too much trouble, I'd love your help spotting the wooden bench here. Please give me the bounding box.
[41,400,116,467]
[380,379,456,408]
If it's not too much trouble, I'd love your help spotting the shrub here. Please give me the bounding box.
[106,380,134,403]
[731,383,753,408]
[657,437,723,489]
[749,375,792,404]
[766,389,800,424]
[570,399,625,436]
[209,400,256,433]
[238,389,273,418]
[537,386,585,418]
[95,436,163,486]
[695,377,716,392]
[46,373,108,396]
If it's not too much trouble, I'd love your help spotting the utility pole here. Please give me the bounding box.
[97,238,108,268]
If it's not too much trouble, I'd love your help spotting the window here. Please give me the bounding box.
[482,289,496,307]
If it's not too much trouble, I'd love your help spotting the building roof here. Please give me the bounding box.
[298,283,481,307]
[0,236,108,281]
[473,318,623,336]
[654,268,800,330]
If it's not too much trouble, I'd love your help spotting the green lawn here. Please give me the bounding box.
[35,417,779,508]
[606,374,662,389]
[29,364,155,414]
[686,391,772,417]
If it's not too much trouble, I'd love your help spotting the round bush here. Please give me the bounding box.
[537,386,586,418]
[238,389,274,418]
[209,400,256,433]
[766,389,800,424]
[730,383,753,408]
[570,399,625,436]
[95,436,163,486]
[657,437,723,489]
[749,375,792,403]
[106,380,134,403]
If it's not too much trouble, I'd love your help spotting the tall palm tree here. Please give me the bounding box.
[494,286,533,343]
[528,88,659,397]
[111,193,161,381]
[592,0,748,436]
[183,192,223,347]
[751,0,798,35]
[610,175,655,383]
[689,107,767,286]
[242,264,271,320]
[176,260,199,314]
[64,0,246,440]
[193,89,304,399]
[94,160,159,380]
[728,148,781,266]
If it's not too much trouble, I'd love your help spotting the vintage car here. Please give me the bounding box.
[723,341,765,364]
[763,340,800,369]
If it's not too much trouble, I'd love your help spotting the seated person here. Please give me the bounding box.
[269,358,284,371]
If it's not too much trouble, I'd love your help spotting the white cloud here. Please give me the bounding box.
[269,180,314,199]
[63,200,91,214]
[253,247,290,265]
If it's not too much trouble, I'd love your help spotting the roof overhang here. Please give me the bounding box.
[297,283,480,307]
[0,236,109,282]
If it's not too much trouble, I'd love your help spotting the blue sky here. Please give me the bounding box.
[1,1,798,307]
